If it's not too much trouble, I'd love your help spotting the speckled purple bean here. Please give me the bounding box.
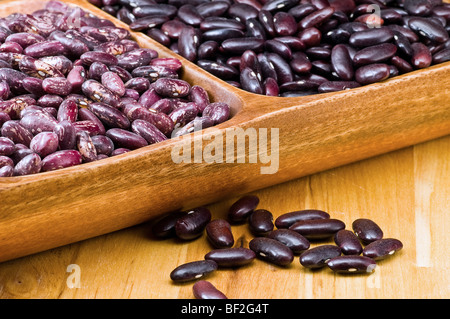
[42,77,72,96]
[116,48,157,71]
[202,102,230,125]
[0,136,15,156]
[30,131,59,158]
[76,130,98,162]
[20,110,58,135]
[81,80,121,108]
[37,94,63,108]
[78,108,106,136]
[39,56,73,75]
[124,77,151,93]
[66,66,86,92]
[131,119,167,145]
[22,77,45,96]
[101,71,126,97]
[41,150,82,172]
[105,128,148,150]
[188,85,210,113]
[1,120,33,146]
[13,153,41,176]
[170,260,218,282]
[90,135,114,156]
[23,40,66,59]
[0,165,13,177]
[153,78,191,98]
[88,102,130,129]
[53,120,76,150]
[57,99,78,123]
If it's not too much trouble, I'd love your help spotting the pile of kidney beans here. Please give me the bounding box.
[152,195,403,299]
[88,0,450,97]
[0,1,231,177]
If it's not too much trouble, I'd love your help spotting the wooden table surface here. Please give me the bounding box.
[0,134,448,299]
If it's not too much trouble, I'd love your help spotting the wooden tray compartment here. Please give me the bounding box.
[0,0,449,263]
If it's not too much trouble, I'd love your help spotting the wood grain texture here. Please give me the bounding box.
[0,0,449,270]
[0,135,448,299]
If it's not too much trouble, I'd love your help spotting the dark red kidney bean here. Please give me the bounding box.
[261,0,298,12]
[151,211,188,239]
[205,219,234,249]
[433,48,450,64]
[89,102,130,129]
[323,27,351,45]
[117,48,157,71]
[0,137,15,156]
[363,238,403,260]
[197,40,220,60]
[82,80,121,108]
[245,17,270,40]
[264,39,292,61]
[273,12,298,36]
[197,60,239,80]
[352,218,384,244]
[228,3,259,22]
[248,209,274,236]
[204,247,256,267]
[411,42,432,69]
[13,153,41,176]
[197,1,230,18]
[132,4,177,18]
[101,71,125,97]
[389,65,399,77]
[193,280,227,300]
[387,25,419,43]
[175,207,212,240]
[57,99,78,123]
[161,20,187,39]
[129,15,169,31]
[353,43,397,66]
[30,132,59,158]
[348,27,394,48]
[105,128,148,150]
[257,53,278,81]
[53,120,76,150]
[331,44,354,81]
[131,119,168,145]
[263,77,279,96]
[41,150,82,172]
[275,210,330,229]
[318,81,361,93]
[355,63,391,85]
[267,229,310,255]
[299,6,335,29]
[409,17,449,43]
[202,102,230,125]
[327,256,377,274]
[200,17,245,31]
[202,28,245,42]
[266,52,293,84]
[276,36,306,51]
[299,244,342,269]
[288,3,316,20]
[221,38,265,54]
[305,46,331,60]
[334,229,363,255]
[170,260,218,282]
[228,195,259,222]
[78,108,106,136]
[177,4,204,26]
[298,27,322,47]
[23,41,66,59]
[42,77,72,96]
[178,26,200,62]
[240,67,263,95]
[393,31,414,58]
[391,56,414,73]
[289,218,345,240]
[153,78,191,98]
[1,121,32,146]
[249,237,294,266]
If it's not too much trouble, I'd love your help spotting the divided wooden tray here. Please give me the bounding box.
[0,0,449,263]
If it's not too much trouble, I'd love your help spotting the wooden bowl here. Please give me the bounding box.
[0,0,449,263]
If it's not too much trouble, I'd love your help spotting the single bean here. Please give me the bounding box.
[151,211,188,239]
[175,207,212,240]
[129,15,169,31]
[289,218,346,240]
[240,67,263,95]
[267,229,310,254]
[204,247,256,267]
[228,195,259,223]
[299,6,335,29]
[41,150,82,172]
[318,81,361,93]
[192,281,227,300]
[153,78,191,98]
[355,63,391,85]
[177,26,200,62]
[101,71,126,97]
[57,99,78,123]
[273,12,298,36]
[23,41,66,59]
[205,219,234,249]
[42,77,72,96]
[105,128,148,150]
[197,60,239,80]
[352,218,384,244]
[363,238,403,260]
[116,48,157,71]
[82,80,121,108]
[170,260,218,282]
[348,27,394,47]
[334,229,363,255]
[30,132,59,158]
[408,17,449,43]
[77,131,98,162]
[249,237,294,266]
[169,102,199,127]
[37,94,63,108]
[353,43,398,66]
[331,44,354,81]
[22,77,45,96]
[0,165,13,177]
[327,255,376,274]
[53,120,77,150]
[248,209,274,236]
[131,119,167,145]
[89,102,130,129]
[411,42,432,69]
[221,37,264,54]
[20,111,58,135]
[0,136,15,156]
[1,120,33,146]
[299,244,342,269]
[13,153,41,176]
[275,210,330,229]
